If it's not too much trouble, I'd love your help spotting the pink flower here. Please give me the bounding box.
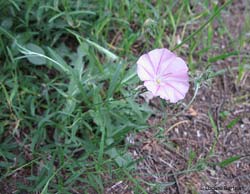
[137,48,189,103]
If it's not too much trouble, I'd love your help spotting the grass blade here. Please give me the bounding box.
[173,0,232,51]
[219,155,242,168]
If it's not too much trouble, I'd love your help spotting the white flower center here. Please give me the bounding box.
[155,77,162,85]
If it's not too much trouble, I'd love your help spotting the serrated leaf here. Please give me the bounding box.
[25,43,46,65]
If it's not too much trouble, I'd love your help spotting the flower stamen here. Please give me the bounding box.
[156,78,161,84]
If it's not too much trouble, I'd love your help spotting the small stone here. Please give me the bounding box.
[197,130,201,137]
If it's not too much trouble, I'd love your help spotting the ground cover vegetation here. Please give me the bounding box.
[0,0,249,193]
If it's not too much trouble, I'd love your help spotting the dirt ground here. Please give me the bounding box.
[106,1,250,194]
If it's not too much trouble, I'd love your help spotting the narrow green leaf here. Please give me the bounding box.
[208,111,218,137]
[226,117,240,129]
[47,47,71,73]
[173,0,232,50]
[85,38,119,61]
[219,156,241,168]
[98,126,105,165]
[0,26,15,40]
[208,51,239,63]
[107,62,123,98]
[67,29,119,61]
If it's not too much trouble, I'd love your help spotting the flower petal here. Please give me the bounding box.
[136,48,190,103]
[165,72,189,82]
[147,48,175,74]
[137,54,156,81]
[161,85,183,103]
[166,80,189,94]
[143,81,159,96]
[161,57,188,77]
[154,85,169,100]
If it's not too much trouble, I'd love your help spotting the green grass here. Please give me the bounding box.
[0,0,249,193]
